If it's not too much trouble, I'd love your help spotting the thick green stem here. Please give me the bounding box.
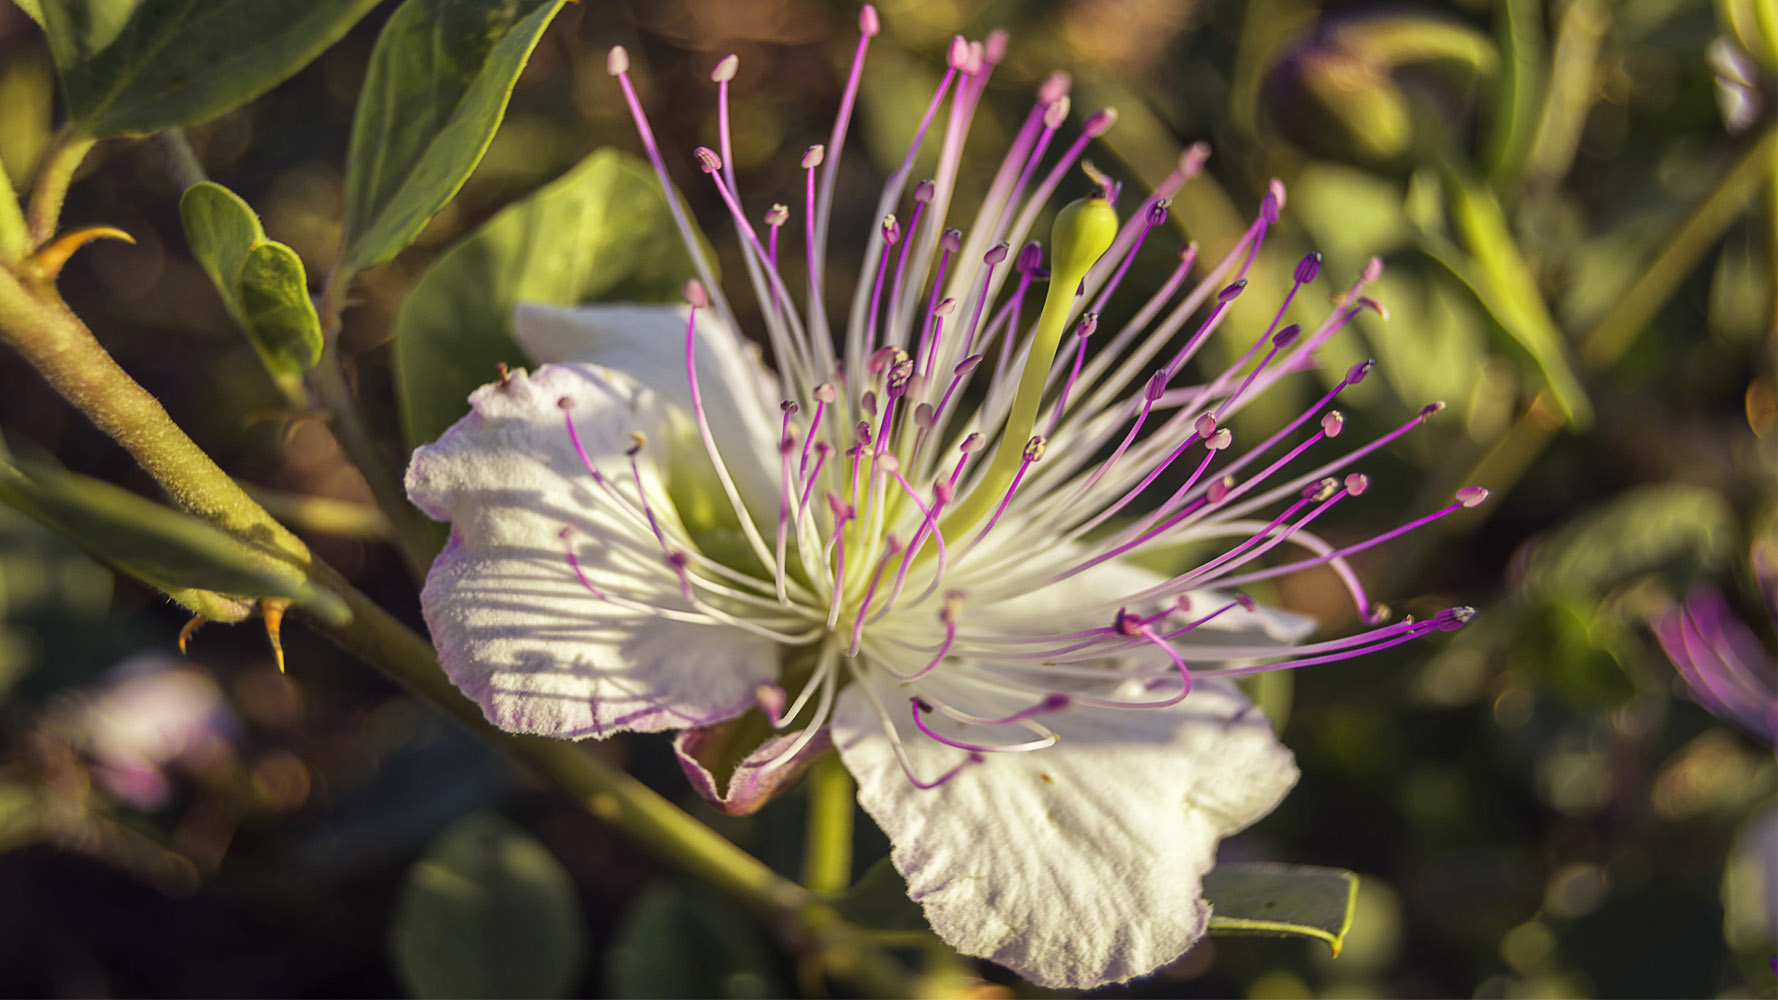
[0,267,308,560]
[0,150,27,261]
[0,272,911,997]
[26,127,97,246]
[803,754,856,897]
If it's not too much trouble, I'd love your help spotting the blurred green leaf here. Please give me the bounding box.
[0,451,346,623]
[1442,166,1592,426]
[1523,483,1735,599]
[390,812,585,1000]
[31,0,379,137]
[1708,226,1774,341]
[1717,0,1778,69]
[0,502,114,699]
[1204,862,1360,954]
[393,148,698,448]
[607,880,782,999]
[1481,0,1543,183]
[340,0,566,273]
[1272,16,1497,164]
[0,780,39,852]
[829,856,930,942]
[180,182,322,380]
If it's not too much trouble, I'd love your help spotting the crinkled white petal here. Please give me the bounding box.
[406,363,776,738]
[514,302,781,516]
[833,663,1298,989]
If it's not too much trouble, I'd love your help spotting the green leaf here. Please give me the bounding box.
[1442,165,1593,427]
[393,148,698,448]
[390,812,585,1000]
[0,452,346,623]
[340,0,566,273]
[1204,863,1360,954]
[607,880,783,999]
[237,243,323,372]
[828,856,932,944]
[179,182,323,378]
[32,0,379,137]
[1522,483,1735,599]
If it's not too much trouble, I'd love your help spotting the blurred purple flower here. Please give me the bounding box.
[77,656,238,810]
[1647,584,1776,746]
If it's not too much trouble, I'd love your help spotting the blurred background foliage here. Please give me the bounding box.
[0,0,1773,996]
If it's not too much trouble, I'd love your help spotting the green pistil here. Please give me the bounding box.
[938,193,1118,541]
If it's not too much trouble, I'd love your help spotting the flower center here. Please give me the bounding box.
[544,11,1490,786]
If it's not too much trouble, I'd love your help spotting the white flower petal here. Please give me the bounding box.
[406,364,776,738]
[514,302,781,516]
[833,667,1298,989]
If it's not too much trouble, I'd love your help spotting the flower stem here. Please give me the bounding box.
[313,266,442,579]
[25,126,97,246]
[0,269,911,997]
[310,339,438,579]
[803,753,856,896]
[151,130,207,194]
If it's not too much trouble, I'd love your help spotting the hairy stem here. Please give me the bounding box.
[25,127,97,246]
[0,149,27,261]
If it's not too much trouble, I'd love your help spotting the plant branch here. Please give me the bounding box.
[25,126,97,246]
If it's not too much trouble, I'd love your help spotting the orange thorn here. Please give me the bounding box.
[262,598,289,673]
[28,226,134,282]
[177,615,208,654]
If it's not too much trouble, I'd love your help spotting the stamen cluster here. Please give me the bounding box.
[553,8,1485,787]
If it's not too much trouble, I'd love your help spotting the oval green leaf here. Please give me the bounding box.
[31,0,380,137]
[389,812,585,1000]
[607,880,783,999]
[1204,862,1360,954]
[0,451,346,623]
[238,242,324,373]
[340,0,566,273]
[1522,482,1734,599]
[393,148,699,448]
[179,181,323,378]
